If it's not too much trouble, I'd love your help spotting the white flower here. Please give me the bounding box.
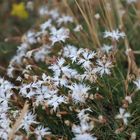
[53,76,68,86]
[104,29,125,41]
[34,45,51,62]
[133,78,140,90]
[14,135,24,140]
[61,66,78,79]
[38,6,48,16]
[7,43,29,70]
[57,15,73,25]
[34,86,58,106]
[74,25,83,32]
[0,92,12,106]
[78,108,91,121]
[34,126,51,140]
[20,112,38,131]
[49,27,69,45]
[72,133,97,140]
[0,78,13,91]
[72,123,96,140]
[63,45,78,58]
[68,83,90,103]
[0,102,9,113]
[95,60,113,76]
[125,96,132,104]
[40,19,52,31]
[115,108,130,125]
[63,45,79,63]
[101,44,113,53]
[47,95,67,111]
[7,66,15,78]
[26,1,34,11]
[130,132,136,140]
[48,58,65,77]
[49,9,60,19]
[16,76,22,81]
[0,78,13,108]
[81,68,97,82]
[42,73,49,81]
[49,58,77,79]
[127,0,137,4]
[0,128,11,140]
[82,50,96,60]
[0,114,11,128]
[94,13,100,20]
[78,50,96,69]
[72,123,93,135]
[0,114,11,140]
[20,84,30,97]
[20,83,39,98]
[26,31,37,44]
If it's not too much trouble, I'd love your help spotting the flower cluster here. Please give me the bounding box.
[1,1,140,139]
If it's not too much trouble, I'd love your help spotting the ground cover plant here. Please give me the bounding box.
[0,0,140,140]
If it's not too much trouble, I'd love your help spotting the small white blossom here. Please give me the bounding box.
[130,132,137,140]
[47,95,67,111]
[125,96,132,104]
[34,126,51,140]
[0,102,9,113]
[0,78,13,91]
[72,123,93,135]
[81,68,97,82]
[104,29,125,41]
[52,76,68,86]
[48,58,65,77]
[61,66,78,79]
[26,31,37,44]
[95,60,113,76]
[34,45,51,62]
[74,25,83,32]
[34,86,58,106]
[0,92,12,106]
[20,84,29,97]
[101,44,113,53]
[50,27,69,45]
[72,133,97,140]
[63,45,79,63]
[26,1,34,11]
[78,108,91,121]
[40,19,52,31]
[78,50,96,69]
[115,108,130,125]
[49,9,60,19]
[0,128,11,140]
[0,114,11,127]
[72,122,95,140]
[14,135,24,140]
[57,15,73,25]
[127,0,137,4]
[68,83,90,103]
[133,78,140,90]
[38,6,48,16]
[20,112,38,131]
[94,13,100,19]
